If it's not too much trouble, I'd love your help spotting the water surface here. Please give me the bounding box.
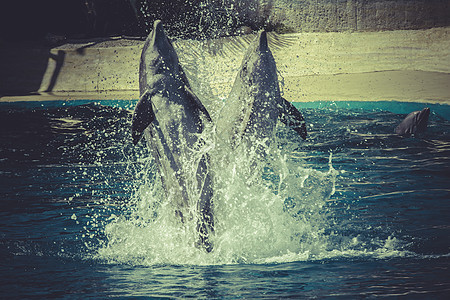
[1,101,449,298]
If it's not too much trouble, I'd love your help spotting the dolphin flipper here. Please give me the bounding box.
[132,91,155,145]
[278,97,307,140]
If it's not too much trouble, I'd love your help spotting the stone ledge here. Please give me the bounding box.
[1,27,449,105]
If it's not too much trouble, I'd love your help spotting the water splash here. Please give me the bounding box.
[89,37,411,266]
[95,117,343,265]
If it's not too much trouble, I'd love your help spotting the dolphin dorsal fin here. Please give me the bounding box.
[132,91,155,145]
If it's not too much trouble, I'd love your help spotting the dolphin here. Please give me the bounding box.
[132,20,214,252]
[395,107,430,136]
[216,31,307,152]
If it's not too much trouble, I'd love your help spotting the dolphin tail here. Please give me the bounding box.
[132,91,155,145]
[278,97,307,140]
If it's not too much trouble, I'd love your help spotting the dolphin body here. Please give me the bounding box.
[395,108,430,136]
[217,31,307,152]
[132,20,214,252]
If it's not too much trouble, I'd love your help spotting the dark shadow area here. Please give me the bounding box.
[1,0,449,43]
[0,103,135,166]
[0,45,59,97]
[0,0,139,42]
[0,0,249,43]
[44,50,66,93]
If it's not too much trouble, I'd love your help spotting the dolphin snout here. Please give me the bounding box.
[259,31,268,52]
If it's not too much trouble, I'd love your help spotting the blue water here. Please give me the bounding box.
[1,101,449,298]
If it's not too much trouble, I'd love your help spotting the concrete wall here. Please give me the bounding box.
[1,0,450,103]
[0,41,142,100]
[250,0,450,32]
[1,27,449,104]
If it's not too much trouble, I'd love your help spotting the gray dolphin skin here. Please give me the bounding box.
[395,107,430,135]
[217,30,307,151]
[132,20,214,252]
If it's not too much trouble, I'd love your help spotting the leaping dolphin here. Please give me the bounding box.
[217,31,307,152]
[132,20,214,252]
[395,107,430,136]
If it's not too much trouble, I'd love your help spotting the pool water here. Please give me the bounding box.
[0,101,449,298]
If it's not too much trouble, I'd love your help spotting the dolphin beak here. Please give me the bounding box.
[414,107,431,133]
[420,107,431,119]
[259,31,268,52]
[152,20,168,46]
[153,20,164,37]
